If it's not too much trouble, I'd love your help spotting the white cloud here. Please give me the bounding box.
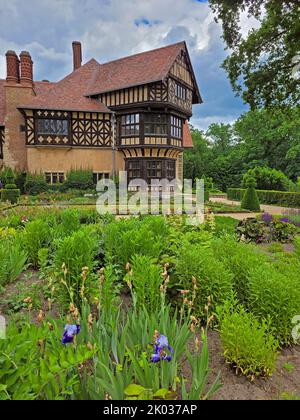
[0,0,260,128]
[0,55,5,79]
[191,114,238,131]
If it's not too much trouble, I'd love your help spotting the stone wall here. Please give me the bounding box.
[3,83,34,170]
[27,147,125,175]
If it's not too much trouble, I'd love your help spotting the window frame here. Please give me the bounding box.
[37,119,69,136]
[45,172,65,185]
[175,82,187,100]
[146,160,162,179]
[127,161,141,180]
[121,114,140,137]
[144,113,168,136]
[93,172,110,184]
[167,160,176,179]
[170,115,183,139]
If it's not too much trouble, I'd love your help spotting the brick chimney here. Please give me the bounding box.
[6,50,20,83]
[20,51,33,86]
[72,41,82,71]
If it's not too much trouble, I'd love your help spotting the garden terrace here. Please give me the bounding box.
[0,205,299,400]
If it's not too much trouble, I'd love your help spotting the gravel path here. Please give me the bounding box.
[210,197,299,220]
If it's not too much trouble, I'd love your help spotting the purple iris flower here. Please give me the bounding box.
[280,217,290,223]
[151,334,174,363]
[261,213,273,224]
[62,324,80,345]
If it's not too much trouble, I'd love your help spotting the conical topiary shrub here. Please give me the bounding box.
[241,176,260,212]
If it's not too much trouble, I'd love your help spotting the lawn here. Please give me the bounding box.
[0,205,299,400]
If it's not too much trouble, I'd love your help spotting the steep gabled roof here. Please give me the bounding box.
[18,41,201,115]
[85,42,186,97]
[19,59,111,113]
[0,79,5,126]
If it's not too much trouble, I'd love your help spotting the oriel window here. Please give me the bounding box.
[144,114,168,136]
[121,114,140,136]
[170,116,183,139]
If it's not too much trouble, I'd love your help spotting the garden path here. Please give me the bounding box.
[210,197,299,220]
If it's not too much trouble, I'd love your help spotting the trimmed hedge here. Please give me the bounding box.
[228,188,300,208]
[1,183,20,204]
[62,169,94,190]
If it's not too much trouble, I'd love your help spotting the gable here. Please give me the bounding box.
[169,50,193,87]
[85,42,187,97]
[168,48,202,104]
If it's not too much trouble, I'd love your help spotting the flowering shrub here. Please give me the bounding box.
[236,216,297,243]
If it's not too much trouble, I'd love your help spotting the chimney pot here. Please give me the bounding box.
[20,51,33,85]
[72,41,82,71]
[6,50,20,83]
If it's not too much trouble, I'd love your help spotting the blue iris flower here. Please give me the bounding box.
[151,334,174,363]
[62,324,80,345]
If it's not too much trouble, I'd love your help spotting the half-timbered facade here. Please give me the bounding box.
[0,41,201,185]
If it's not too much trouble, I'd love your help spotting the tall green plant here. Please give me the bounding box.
[175,242,233,318]
[22,220,51,268]
[0,238,28,287]
[217,298,278,378]
[247,265,300,345]
[103,217,168,270]
[53,226,99,307]
[125,255,163,312]
[0,321,95,400]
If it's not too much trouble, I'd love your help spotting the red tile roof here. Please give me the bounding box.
[183,121,193,148]
[0,79,5,126]
[34,80,57,96]
[85,42,186,96]
[3,41,199,133]
[19,59,111,113]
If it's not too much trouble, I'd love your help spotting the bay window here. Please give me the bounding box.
[171,116,183,139]
[144,114,168,136]
[121,114,140,136]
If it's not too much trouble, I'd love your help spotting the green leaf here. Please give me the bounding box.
[124,384,145,397]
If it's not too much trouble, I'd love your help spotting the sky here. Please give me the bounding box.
[0,0,260,130]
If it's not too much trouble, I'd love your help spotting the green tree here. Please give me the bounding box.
[209,0,300,108]
[234,107,300,180]
[184,127,213,184]
[206,123,234,154]
[242,166,293,191]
